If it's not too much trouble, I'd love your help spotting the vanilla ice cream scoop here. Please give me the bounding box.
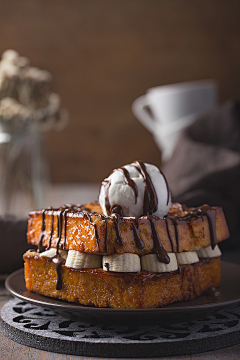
[99,160,171,218]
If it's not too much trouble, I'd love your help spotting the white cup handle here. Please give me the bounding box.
[131,95,157,134]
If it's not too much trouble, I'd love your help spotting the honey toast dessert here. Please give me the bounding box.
[23,161,230,309]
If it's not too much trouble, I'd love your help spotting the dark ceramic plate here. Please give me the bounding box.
[5,261,240,326]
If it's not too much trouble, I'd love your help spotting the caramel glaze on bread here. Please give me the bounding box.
[27,202,230,257]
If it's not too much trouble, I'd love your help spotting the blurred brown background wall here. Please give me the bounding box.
[0,0,239,183]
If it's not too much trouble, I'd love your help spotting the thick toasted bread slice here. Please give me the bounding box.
[27,203,230,256]
[23,254,221,309]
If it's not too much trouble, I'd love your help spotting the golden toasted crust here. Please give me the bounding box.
[23,254,221,309]
[27,202,230,255]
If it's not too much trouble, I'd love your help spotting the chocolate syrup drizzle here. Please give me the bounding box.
[47,212,54,250]
[132,160,158,215]
[145,216,170,263]
[111,213,124,247]
[37,204,99,290]
[37,161,217,290]
[52,255,65,290]
[160,169,171,206]
[37,202,218,290]
[164,218,175,253]
[132,218,145,250]
[38,206,53,252]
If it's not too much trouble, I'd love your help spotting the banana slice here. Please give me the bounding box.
[141,253,178,273]
[197,245,222,258]
[102,253,141,272]
[25,250,38,257]
[65,250,102,269]
[176,251,199,265]
[39,248,68,260]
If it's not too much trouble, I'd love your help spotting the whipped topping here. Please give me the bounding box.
[99,160,171,218]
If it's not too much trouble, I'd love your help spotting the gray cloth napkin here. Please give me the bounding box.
[0,217,31,274]
[163,100,240,250]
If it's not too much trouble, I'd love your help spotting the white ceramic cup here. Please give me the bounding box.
[132,80,218,161]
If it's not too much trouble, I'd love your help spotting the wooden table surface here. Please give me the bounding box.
[1,184,240,359]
